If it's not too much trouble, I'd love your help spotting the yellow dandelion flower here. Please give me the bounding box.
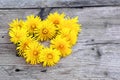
[35,20,57,41]
[59,17,81,35]
[9,18,24,29]
[24,41,43,65]
[70,17,82,34]
[17,37,35,56]
[9,27,28,44]
[39,47,61,67]
[51,35,72,57]
[60,28,77,46]
[25,15,41,34]
[47,12,65,26]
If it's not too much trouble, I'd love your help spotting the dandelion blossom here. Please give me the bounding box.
[9,19,24,29]
[8,13,81,67]
[24,41,43,65]
[17,37,34,56]
[47,12,65,26]
[60,28,77,46]
[39,47,61,67]
[36,20,57,41]
[51,36,72,57]
[25,15,41,34]
[9,27,28,44]
[59,17,81,35]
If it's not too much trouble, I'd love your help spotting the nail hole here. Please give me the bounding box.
[91,48,95,50]
[15,69,20,72]
[2,36,4,38]
[91,39,94,42]
[41,69,47,72]
[104,71,108,76]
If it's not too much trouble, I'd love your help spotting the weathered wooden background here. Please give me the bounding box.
[0,0,120,80]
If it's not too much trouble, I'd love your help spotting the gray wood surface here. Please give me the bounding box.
[0,7,120,80]
[0,1,120,80]
[0,0,120,8]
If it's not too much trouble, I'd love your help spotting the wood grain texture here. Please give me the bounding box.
[0,7,120,80]
[0,0,120,8]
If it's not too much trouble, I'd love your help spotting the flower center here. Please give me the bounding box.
[18,24,22,28]
[53,20,59,25]
[47,54,53,59]
[59,44,64,49]
[42,28,48,34]
[23,42,28,49]
[33,51,38,56]
[16,34,20,39]
[31,24,36,30]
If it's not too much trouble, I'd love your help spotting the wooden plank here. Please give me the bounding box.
[0,44,120,80]
[1,7,120,30]
[1,25,120,44]
[0,0,120,8]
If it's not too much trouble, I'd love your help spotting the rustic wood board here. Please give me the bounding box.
[0,0,120,8]
[0,1,120,80]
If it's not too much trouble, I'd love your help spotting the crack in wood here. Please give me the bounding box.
[38,8,53,20]
[96,47,102,58]
[86,40,120,45]
[54,0,120,8]
[86,42,120,45]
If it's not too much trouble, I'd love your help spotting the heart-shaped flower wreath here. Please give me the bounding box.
[8,12,81,67]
